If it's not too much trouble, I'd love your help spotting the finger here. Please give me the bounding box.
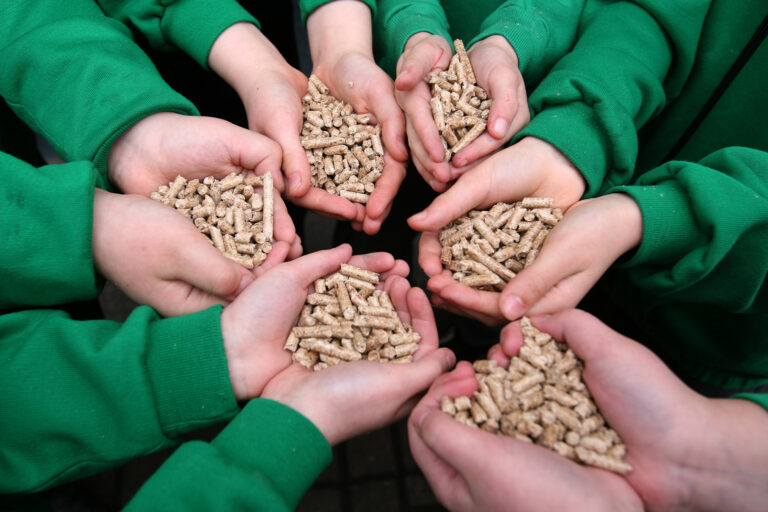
[156,285,230,317]
[418,231,444,276]
[484,66,523,140]
[407,286,439,355]
[430,292,505,326]
[439,283,503,320]
[172,235,254,300]
[289,188,360,219]
[395,39,451,91]
[252,240,291,278]
[365,154,406,221]
[276,244,354,286]
[369,85,408,161]
[271,193,297,245]
[499,320,524,358]
[267,119,311,198]
[385,276,412,324]
[486,343,510,368]
[346,251,396,274]
[401,84,448,164]
[379,259,410,281]
[287,236,303,260]
[451,132,505,169]
[362,202,391,235]
[234,131,285,193]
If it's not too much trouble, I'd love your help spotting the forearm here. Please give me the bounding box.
[125,399,331,511]
[0,306,238,493]
[308,0,374,64]
[95,0,259,68]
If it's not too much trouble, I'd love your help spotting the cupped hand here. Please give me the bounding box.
[394,32,454,191]
[498,193,642,321]
[408,355,642,511]
[92,189,256,317]
[220,245,411,401]
[262,275,454,445]
[450,35,530,169]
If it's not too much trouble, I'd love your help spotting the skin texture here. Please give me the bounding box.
[409,136,586,324]
[107,111,301,259]
[262,273,455,446]
[92,188,264,317]
[219,244,412,401]
[395,34,529,190]
[307,0,409,234]
[411,310,768,511]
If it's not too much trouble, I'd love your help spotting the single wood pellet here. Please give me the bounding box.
[428,39,491,161]
[151,173,274,269]
[441,317,632,474]
[301,75,384,204]
[440,198,561,290]
[284,264,421,370]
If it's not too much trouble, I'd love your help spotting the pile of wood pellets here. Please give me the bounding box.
[284,264,421,371]
[440,198,561,290]
[151,173,274,269]
[441,317,632,474]
[301,75,384,204]
[428,39,491,161]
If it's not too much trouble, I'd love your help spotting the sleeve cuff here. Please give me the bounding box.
[514,101,612,197]
[164,0,261,69]
[301,0,377,24]
[609,178,703,268]
[146,305,240,438]
[213,399,332,505]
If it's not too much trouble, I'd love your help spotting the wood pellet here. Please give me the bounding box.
[151,173,274,269]
[440,198,561,290]
[285,264,421,370]
[301,75,384,204]
[441,317,632,474]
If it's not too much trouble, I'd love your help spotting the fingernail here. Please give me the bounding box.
[235,274,254,296]
[412,408,432,429]
[492,118,508,137]
[501,295,525,320]
[289,174,302,195]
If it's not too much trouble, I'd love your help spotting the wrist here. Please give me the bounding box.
[308,0,374,64]
[523,136,587,202]
[471,34,519,67]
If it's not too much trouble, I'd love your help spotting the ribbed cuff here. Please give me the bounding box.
[514,102,609,197]
[164,0,261,69]
[610,179,702,268]
[731,393,768,413]
[146,305,239,438]
[213,399,332,507]
[375,5,451,76]
[301,0,377,23]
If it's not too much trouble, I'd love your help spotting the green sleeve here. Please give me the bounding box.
[0,0,197,176]
[95,0,260,69]
[468,0,586,87]
[608,147,768,313]
[515,0,710,197]
[125,399,331,511]
[374,0,452,76]
[300,0,377,23]
[0,305,238,493]
[0,153,103,308]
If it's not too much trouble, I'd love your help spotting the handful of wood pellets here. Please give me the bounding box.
[151,173,274,269]
[301,75,384,205]
[440,198,561,290]
[428,39,491,161]
[441,317,632,474]
[284,264,421,371]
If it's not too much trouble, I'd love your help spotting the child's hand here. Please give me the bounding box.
[220,245,411,401]
[394,32,454,191]
[312,51,408,234]
[493,311,768,512]
[92,189,261,316]
[208,23,313,200]
[261,275,455,445]
[409,137,586,324]
[408,352,642,511]
[453,36,530,169]
[498,193,642,320]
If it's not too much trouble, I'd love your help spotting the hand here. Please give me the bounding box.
[450,36,529,169]
[408,356,642,511]
[394,32,454,191]
[498,193,642,321]
[208,23,315,201]
[409,137,586,324]
[493,310,768,512]
[307,0,409,233]
[92,189,258,316]
[220,245,411,400]
[261,275,455,445]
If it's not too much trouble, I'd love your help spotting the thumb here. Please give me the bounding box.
[231,128,285,192]
[174,238,254,300]
[396,38,451,91]
[276,244,354,287]
[407,170,492,231]
[498,243,576,321]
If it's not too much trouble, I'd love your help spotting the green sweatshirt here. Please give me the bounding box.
[0,153,331,505]
[300,0,378,23]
